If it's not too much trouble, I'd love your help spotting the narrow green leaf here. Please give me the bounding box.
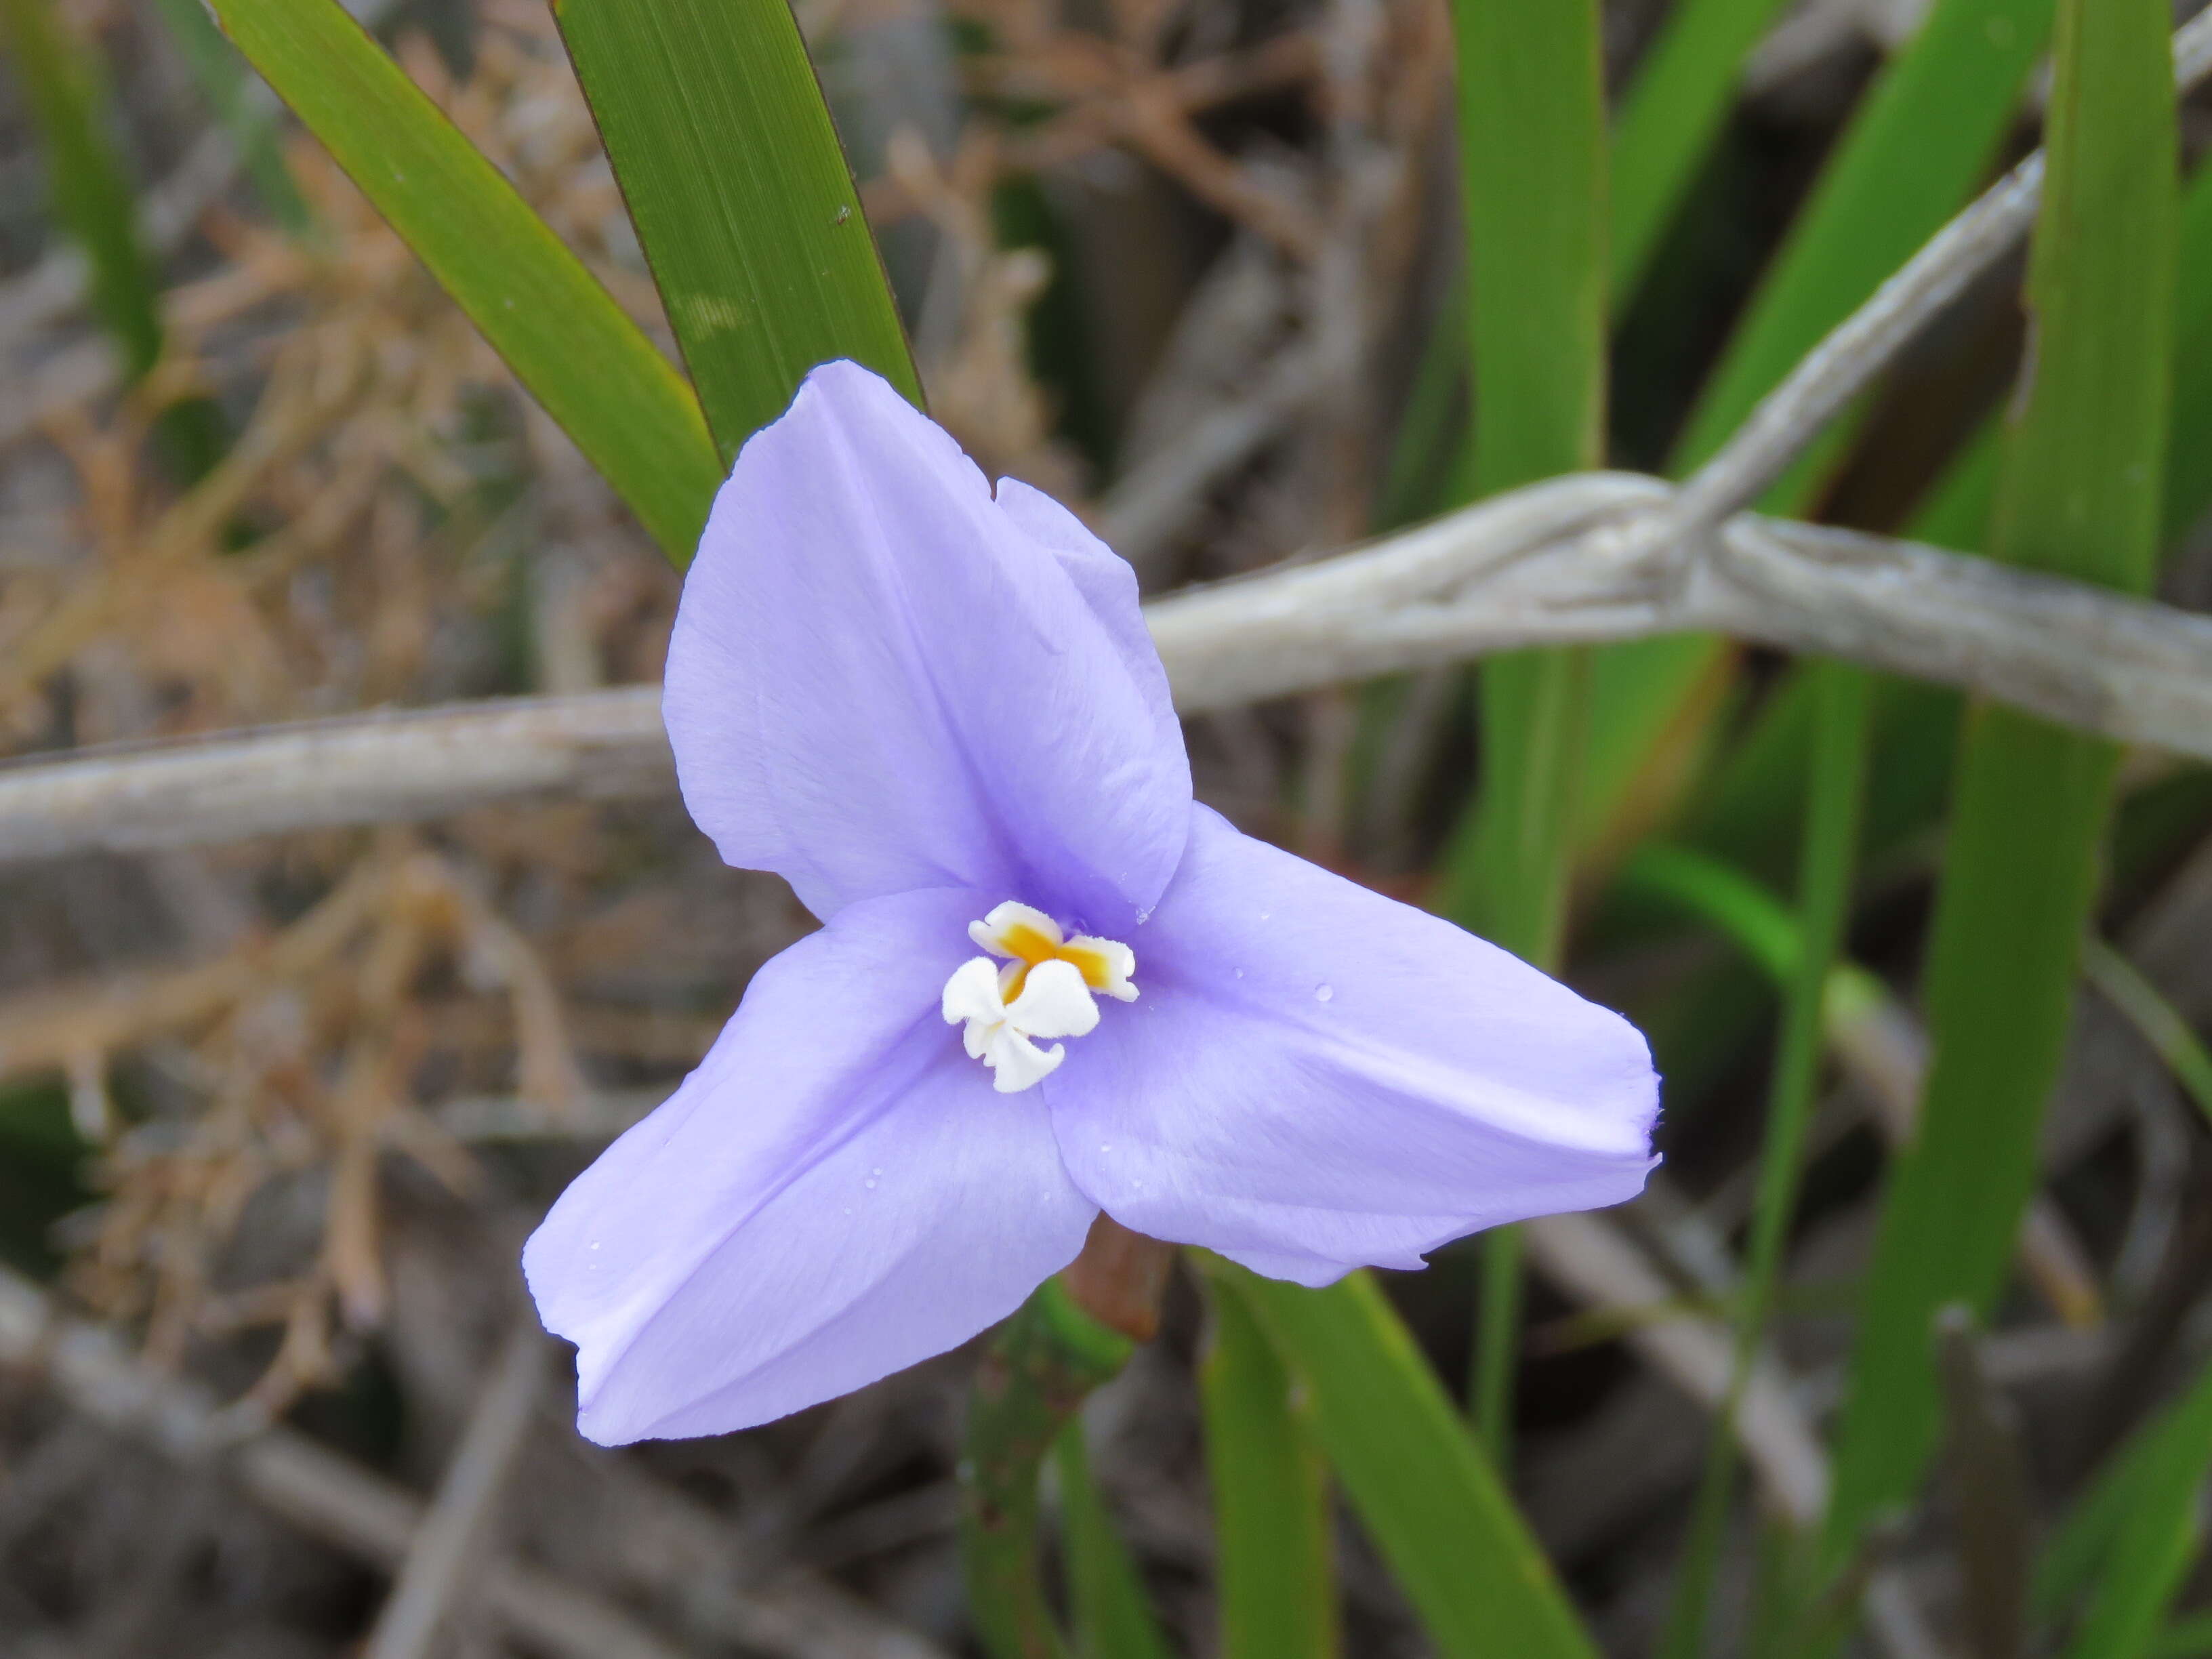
[1658,661,1872,1659]
[1450,0,1604,499]
[2037,1355,2212,1654]
[2162,157,2212,539]
[1053,1420,1174,1659]
[1444,0,1607,1456]
[1609,0,1796,302]
[2083,939,2212,1127]
[1200,1284,1338,1659]
[553,0,921,461]
[1580,0,2058,922]
[206,0,720,561]
[1,0,226,479]
[1885,146,2212,555]
[1672,0,2057,479]
[1200,1258,1598,1659]
[0,0,163,378]
[1826,0,2177,1562]
[2154,1614,2212,1659]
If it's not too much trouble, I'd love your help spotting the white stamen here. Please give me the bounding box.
[943,903,1138,1091]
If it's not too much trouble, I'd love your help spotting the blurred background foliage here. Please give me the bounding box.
[1,0,2211,1654]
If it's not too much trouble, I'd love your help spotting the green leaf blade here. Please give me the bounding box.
[1444,0,1610,1456]
[1054,1420,1174,1659]
[1202,1258,1597,1659]
[207,0,721,561]
[1,0,164,379]
[1609,0,1795,302]
[1671,0,2058,479]
[553,0,921,461]
[1825,0,2177,1561]
[1200,1275,1337,1659]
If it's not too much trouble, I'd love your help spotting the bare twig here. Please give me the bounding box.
[0,688,666,863]
[363,1317,548,1659]
[6,470,2212,861]
[1668,3,2212,535]
[0,1264,682,1659]
[1150,480,2212,748]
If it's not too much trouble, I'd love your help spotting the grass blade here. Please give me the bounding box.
[1657,661,1872,1658]
[1200,1257,1598,1659]
[2163,157,2212,539]
[552,0,921,461]
[1,0,226,478]
[1586,0,2057,908]
[207,0,721,561]
[2039,1355,2212,1656]
[1671,0,2056,480]
[2156,1615,2212,1658]
[1200,1279,1338,1659]
[0,0,163,378]
[2035,1355,2212,1627]
[2083,939,2212,1127]
[1609,0,1796,302]
[1052,1420,1174,1659]
[1443,0,1607,1456]
[1824,0,2177,1565]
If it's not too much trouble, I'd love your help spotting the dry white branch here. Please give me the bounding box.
[1668,3,2212,535]
[1145,475,2212,750]
[0,687,668,862]
[5,471,2211,862]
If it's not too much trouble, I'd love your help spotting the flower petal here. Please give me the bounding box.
[663,362,1190,930]
[990,477,1179,754]
[524,886,1097,1443]
[1044,807,1658,1286]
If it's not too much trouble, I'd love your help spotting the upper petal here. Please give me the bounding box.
[991,477,1179,755]
[523,885,1097,1442]
[663,362,1191,928]
[1044,806,1659,1286]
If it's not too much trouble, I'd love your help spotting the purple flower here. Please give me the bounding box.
[523,361,1658,1446]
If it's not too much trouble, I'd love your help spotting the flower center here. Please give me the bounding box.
[941,901,1138,1092]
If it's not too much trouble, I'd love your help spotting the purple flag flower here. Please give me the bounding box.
[523,361,1658,1446]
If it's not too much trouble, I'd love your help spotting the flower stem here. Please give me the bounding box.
[960,1221,1166,1659]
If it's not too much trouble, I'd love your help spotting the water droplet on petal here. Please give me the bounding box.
[864,1178,878,1189]
[1315,984,1334,1003]
[1232,966,1244,979]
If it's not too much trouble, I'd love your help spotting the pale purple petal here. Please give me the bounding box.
[1044,807,1658,1286]
[663,362,1190,931]
[524,885,1097,1443]
[989,476,1178,755]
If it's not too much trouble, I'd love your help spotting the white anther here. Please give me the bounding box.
[942,956,1101,1093]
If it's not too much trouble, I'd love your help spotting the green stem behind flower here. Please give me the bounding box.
[960,1278,1137,1659]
